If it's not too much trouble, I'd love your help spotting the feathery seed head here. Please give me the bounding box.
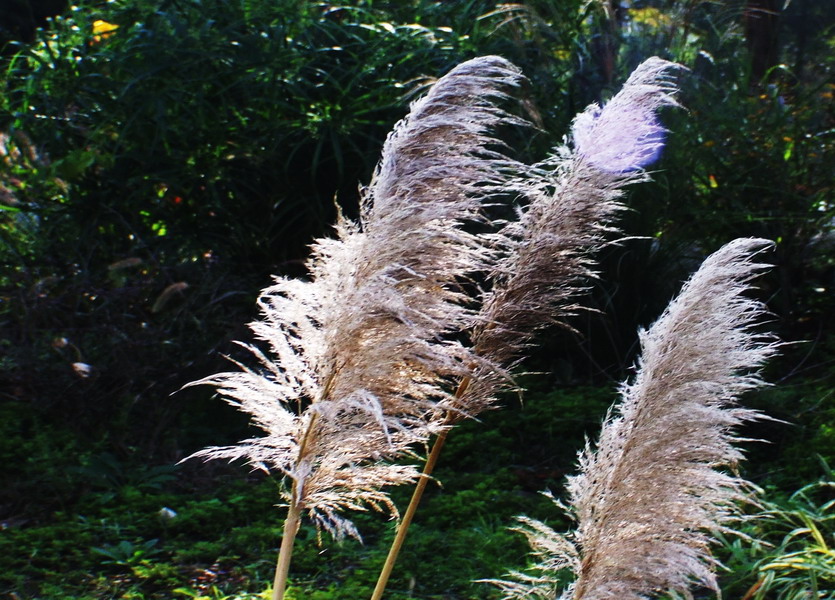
[490,238,778,600]
[568,238,778,600]
[465,58,683,419]
[572,57,682,173]
[185,56,532,539]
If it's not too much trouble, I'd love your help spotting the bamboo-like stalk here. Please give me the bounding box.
[370,428,450,600]
[272,488,302,600]
[271,410,320,599]
[370,377,470,600]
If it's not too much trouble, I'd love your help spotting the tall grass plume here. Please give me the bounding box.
[463,57,682,416]
[488,237,779,600]
[185,55,530,599]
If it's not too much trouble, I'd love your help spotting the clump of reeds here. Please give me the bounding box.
[186,55,531,600]
[488,237,779,600]
[189,54,692,600]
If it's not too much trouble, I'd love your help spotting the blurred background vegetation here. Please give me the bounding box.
[0,0,833,598]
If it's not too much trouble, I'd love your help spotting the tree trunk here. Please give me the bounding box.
[744,0,781,83]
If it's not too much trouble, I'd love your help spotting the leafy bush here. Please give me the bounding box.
[0,0,494,468]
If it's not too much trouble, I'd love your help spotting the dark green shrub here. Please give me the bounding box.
[0,0,490,470]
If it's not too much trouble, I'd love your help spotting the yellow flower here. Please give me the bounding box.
[92,19,118,43]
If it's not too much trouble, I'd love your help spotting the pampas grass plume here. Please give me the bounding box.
[490,237,779,600]
[185,55,532,600]
[464,57,682,416]
[372,56,683,600]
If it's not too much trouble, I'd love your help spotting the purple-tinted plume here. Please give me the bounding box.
[573,106,666,172]
[572,57,681,173]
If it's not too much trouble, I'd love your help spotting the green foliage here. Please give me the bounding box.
[92,538,162,566]
[78,452,178,493]
[755,483,835,599]
[655,66,835,332]
[741,377,835,490]
[1,0,485,271]
[0,384,609,599]
[718,470,835,600]
[0,0,495,480]
[0,398,87,514]
[175,587,271,600]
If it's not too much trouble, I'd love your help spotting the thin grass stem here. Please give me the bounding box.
[370,377,471,600]
[740,578,765,600]
[272,410,320,600]
[272,487,302,600]
[370,429,449,600]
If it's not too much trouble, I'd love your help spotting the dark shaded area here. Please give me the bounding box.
[745,0,781,82]
[0,0,68,50]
